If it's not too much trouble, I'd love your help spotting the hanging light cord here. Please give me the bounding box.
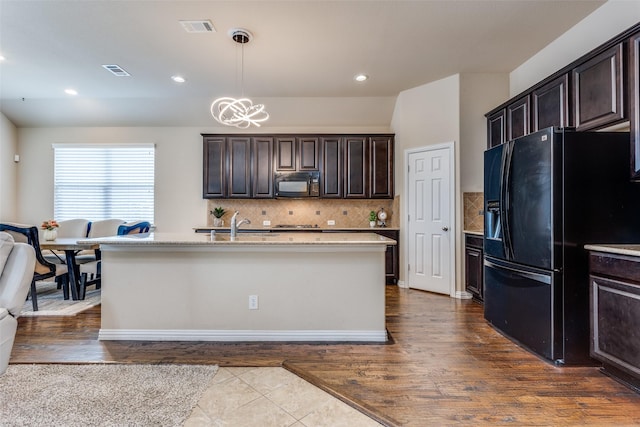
[211,28,269,128]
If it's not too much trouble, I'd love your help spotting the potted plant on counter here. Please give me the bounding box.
[211,207,225,227]
[369,211,377,228]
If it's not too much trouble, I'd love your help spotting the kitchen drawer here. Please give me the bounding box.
[589,252,640,283]
[465,234,483,249]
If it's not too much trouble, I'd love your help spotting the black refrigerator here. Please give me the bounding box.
[483,127,640,365]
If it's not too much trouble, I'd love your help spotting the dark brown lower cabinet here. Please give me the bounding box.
[589,251,640,393]
[371,229,399,285]
[464,234,483,302]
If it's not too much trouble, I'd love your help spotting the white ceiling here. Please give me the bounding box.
[0,0,606,128]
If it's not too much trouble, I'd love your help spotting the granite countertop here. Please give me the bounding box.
[584,244,640,257]
[463,230,483,236]
[194,226,400,232]
[80,232,396,246]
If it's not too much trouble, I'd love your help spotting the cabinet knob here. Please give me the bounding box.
[442,227,449,231]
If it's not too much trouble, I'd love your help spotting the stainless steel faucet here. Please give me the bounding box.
[230,211,251,238]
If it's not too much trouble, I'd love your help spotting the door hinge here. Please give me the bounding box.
[408,264,411,272]
[408,214,410,222]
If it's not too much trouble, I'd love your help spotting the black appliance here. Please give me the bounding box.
[274,171,320,198]
[483,127,640,365]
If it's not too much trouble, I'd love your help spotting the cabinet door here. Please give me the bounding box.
[573,43,624,131]
[275,137,296,171]
[630,33,640,180]
[370,136,394,198]
[532,74,570,132]
[487,109,506,148]
[252,137,274,198]
[203,136,226,198]
[320,137,342,198]
[298,137,319,171]
[344,136,368,198]
[375,229,399,284]
[228,137,252,198]
[507,96,530,141]
[465,246,483,301]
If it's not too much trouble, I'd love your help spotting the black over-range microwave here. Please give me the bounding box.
[274,171,320,198]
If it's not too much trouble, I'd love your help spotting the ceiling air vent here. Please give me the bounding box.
[180,20,215,33]
[102,64,130,77]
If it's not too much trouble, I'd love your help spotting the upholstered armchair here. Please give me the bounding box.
[0,232,36,375]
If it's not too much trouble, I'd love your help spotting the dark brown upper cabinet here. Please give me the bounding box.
[487,109,506,148]
[204,133,393,199]
[275,137,296,171]
[344,136,369,198]
[203,136,226,198]
[252,137,274,198]
[630,32,640,180]
[298,137,319,171]
[572,43,625,131]
[507,96,530,141]
[344,136,394,199]
[370,136,394,198]
[227,137,252,198]
[320,136,343,198]
[532,74,570,132]
[275,137,319,171]
[203,135,269,199]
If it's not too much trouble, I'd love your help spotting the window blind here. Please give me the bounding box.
[53,144,155,222]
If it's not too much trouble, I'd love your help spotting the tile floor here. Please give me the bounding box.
[183,367,382,427]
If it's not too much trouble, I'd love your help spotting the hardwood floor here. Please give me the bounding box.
[11,285,640,426]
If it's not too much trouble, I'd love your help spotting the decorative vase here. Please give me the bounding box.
[213,218,224,227]
[43,229,57,241]
[369,221,376,228]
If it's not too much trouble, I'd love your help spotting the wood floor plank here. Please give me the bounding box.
[11,286,640,426]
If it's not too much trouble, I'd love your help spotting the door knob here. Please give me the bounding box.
[442,227,449,231]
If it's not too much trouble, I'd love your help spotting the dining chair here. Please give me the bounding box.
[78,219,125,297]
[43,219,93,271]
[117,221,151,235]
[87,219,125,238]
[0,223,69,311]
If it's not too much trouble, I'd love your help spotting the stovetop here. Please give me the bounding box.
[273,224,319,229]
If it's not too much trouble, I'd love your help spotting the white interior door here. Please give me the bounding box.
[406,144,454,295]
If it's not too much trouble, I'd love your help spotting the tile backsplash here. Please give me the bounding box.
[463,192,484,232]
[207,197,399,228]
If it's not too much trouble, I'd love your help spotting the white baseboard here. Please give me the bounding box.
[397,280,408,288]
[98,329,388,342]
[455,291,473,299]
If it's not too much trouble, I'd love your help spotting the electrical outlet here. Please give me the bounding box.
[263,220,271,226]
[249,295,258,310]
[327,220,335,226]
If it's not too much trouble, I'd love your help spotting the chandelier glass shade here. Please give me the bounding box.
[211,29,269,128]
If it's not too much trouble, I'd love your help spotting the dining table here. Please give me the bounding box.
[39,238,100,300]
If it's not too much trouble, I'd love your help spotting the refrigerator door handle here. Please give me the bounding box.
[484,258,551,285]
[500,141,514,259]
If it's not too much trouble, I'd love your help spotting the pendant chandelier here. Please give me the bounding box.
[211,29,269,128]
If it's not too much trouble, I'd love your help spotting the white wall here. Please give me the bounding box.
[0,112,18,221]
[459,74,509,192]
[510,0,640,96]
[390,74,461,289]
[15,123,398,232]
[389,73,509,293]
[17,127,207,231]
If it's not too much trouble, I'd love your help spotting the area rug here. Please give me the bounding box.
[20,281,101,316]
[0,364,219,426]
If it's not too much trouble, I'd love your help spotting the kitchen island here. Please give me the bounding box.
[81,232,394,342]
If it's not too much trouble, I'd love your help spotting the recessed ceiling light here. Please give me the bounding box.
[354,74,369,82]
[0,55,5,61]
[171,75,186,83]
[64,88,78,96]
